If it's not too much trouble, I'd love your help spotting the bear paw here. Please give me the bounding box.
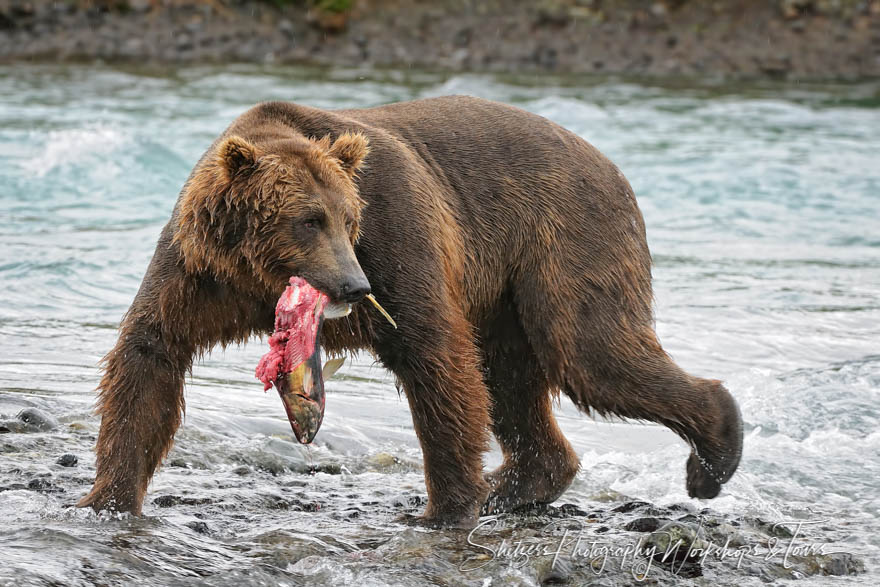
[481,455,579,515]
[685,383,744,499]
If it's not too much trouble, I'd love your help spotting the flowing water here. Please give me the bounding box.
[0,65,878,586]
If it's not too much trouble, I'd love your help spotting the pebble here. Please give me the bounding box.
[56,454,78,467]
[822,552,864,576]
[185,521,211,535]
[624,516,663,532]
[642,521,708,562]
[539,556,572,584]
[27,478,53,491]
[611,500,652,513]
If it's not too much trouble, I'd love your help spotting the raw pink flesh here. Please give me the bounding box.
[255,277,329,391]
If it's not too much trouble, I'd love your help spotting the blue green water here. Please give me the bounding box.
[1,65,879,585]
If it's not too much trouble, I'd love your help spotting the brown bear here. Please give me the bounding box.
[78,96,742,528]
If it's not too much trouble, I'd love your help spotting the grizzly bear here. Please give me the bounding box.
[78,96,742,528]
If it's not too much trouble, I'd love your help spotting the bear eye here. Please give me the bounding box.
[299,214,324,232]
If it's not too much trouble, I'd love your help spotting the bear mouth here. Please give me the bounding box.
[324,302,353,320]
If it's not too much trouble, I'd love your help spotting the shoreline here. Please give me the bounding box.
[1,0,879,81]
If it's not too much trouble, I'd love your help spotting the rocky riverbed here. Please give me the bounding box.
[1,0,879,79]
[0,406,868,585]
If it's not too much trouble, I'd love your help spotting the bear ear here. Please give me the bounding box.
[217,135,259,179]
[328,132,369,177]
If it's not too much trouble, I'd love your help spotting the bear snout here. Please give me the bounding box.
[338,275,371,304]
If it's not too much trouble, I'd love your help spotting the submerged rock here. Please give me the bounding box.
[813,552,865,576]
[367,452,399,470]
[27,478,61,493]
[152,495,213,508]
[0,408,60,433]
[628,521,707,578]
[185,520,211,535]
[611,500,653,513]
[17,408,59,431]
[538,555,572,584]
[56,454,78,467]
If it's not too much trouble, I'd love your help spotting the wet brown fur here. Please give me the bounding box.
[78,96,743,526]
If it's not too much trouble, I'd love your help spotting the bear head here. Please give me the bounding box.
[174,131,371,303]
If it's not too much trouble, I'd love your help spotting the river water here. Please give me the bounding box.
[0,65,878,586]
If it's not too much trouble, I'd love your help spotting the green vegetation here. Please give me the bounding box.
[255,0,352,13]
[313,0,353,13]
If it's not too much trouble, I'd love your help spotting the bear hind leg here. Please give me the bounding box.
[515,273,743,499]
[564,327,743,499]
[480,300,580,515]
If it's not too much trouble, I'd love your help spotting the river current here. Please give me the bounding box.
[0,65,878,585]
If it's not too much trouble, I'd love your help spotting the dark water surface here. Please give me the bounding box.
[1,65,878,586]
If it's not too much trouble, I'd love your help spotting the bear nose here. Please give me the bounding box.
[340,278,371,303]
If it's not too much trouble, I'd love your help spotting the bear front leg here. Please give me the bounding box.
[77,314,191,515]
[378,309,491,528]
[78,233,262,515]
